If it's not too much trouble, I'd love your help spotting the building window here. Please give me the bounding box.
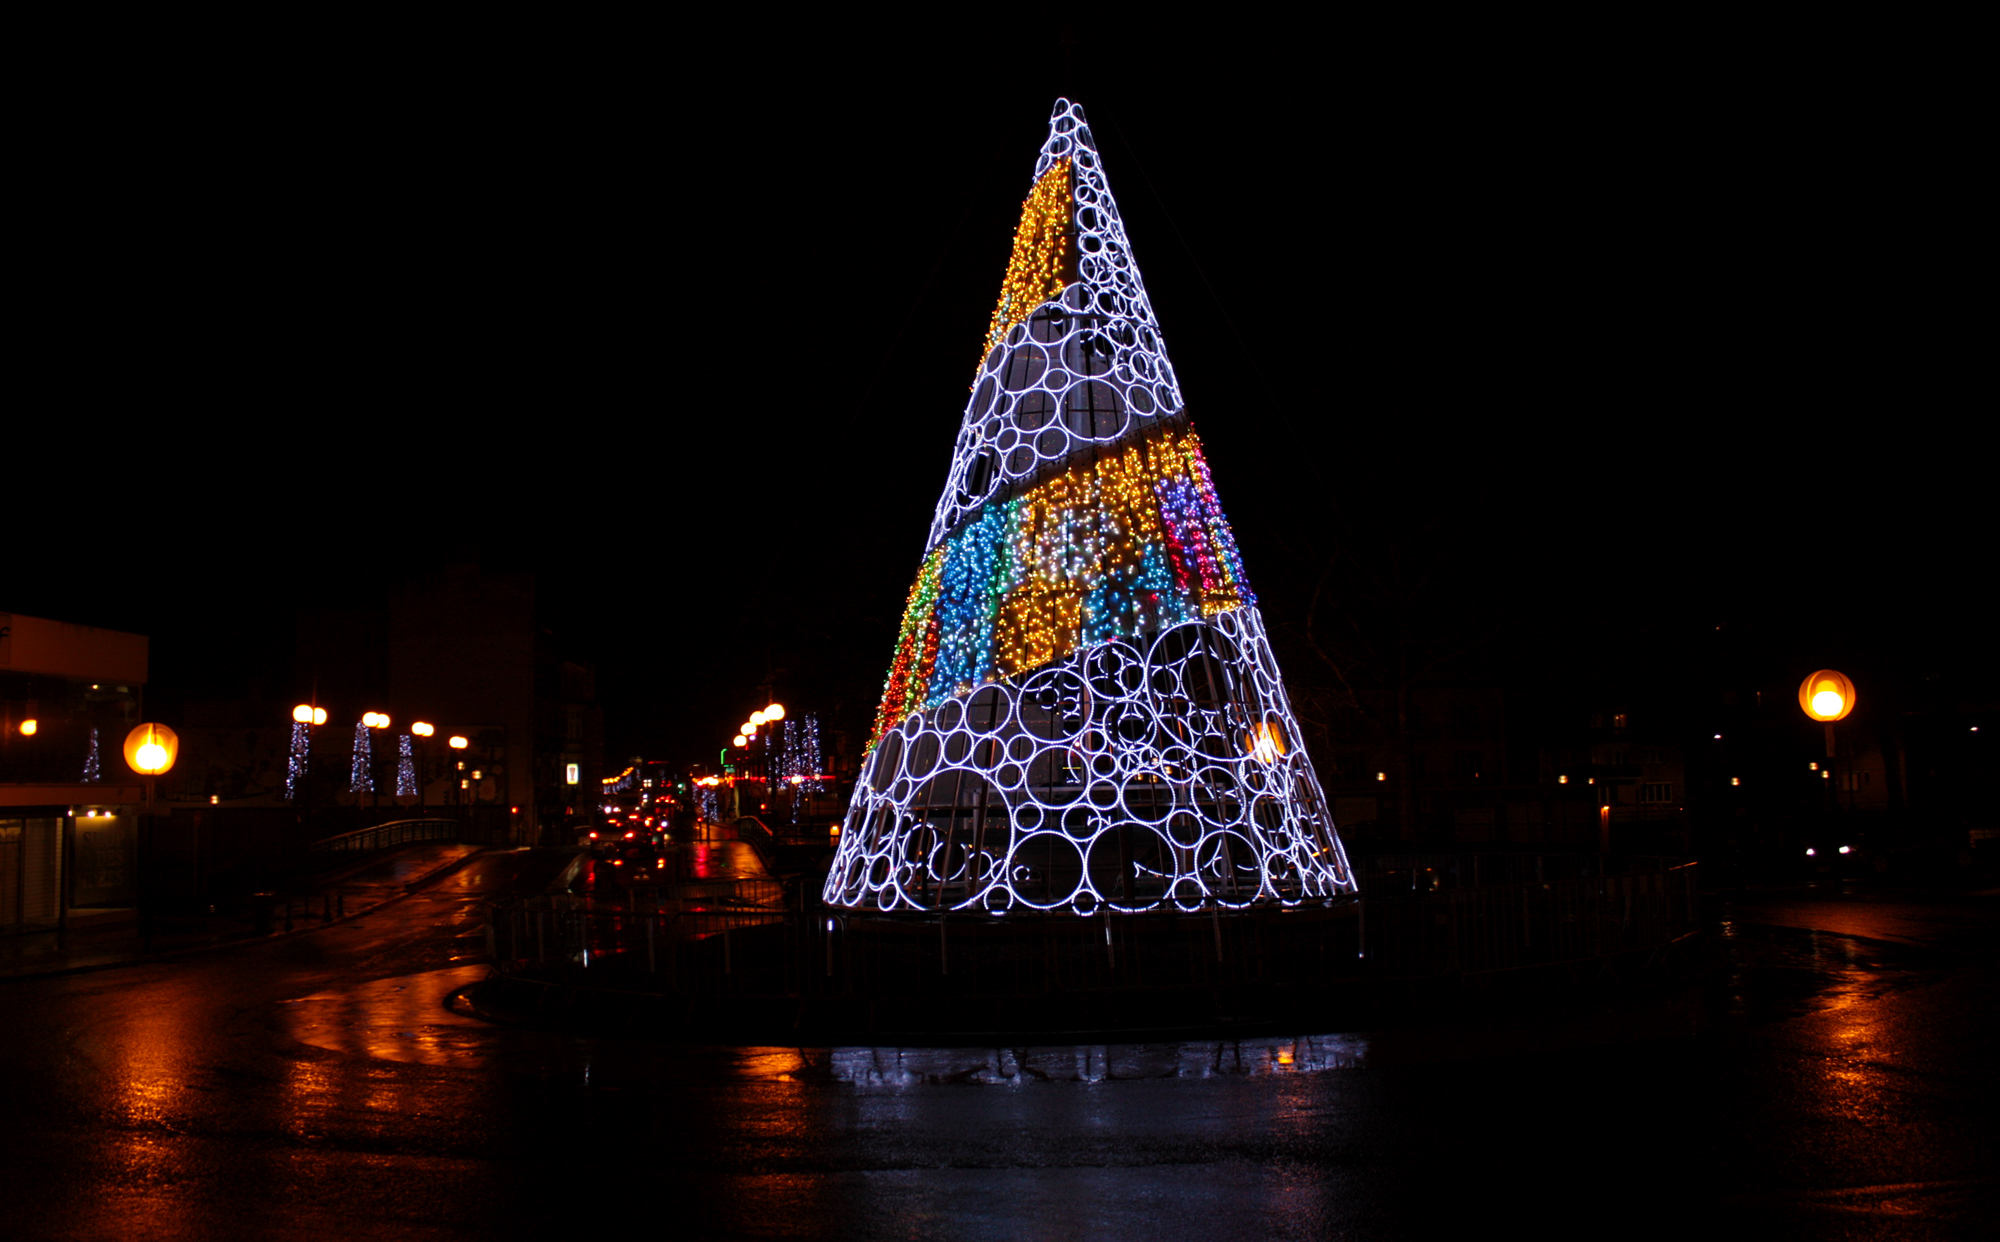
[1640,783,1674,804]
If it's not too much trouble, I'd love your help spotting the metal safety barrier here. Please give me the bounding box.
[308,818,469,858]
[483,854,1700,1005]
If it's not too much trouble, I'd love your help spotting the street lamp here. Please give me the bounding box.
[124,722,179,781]
[123,722,179,951]
[1799,669,1855,758]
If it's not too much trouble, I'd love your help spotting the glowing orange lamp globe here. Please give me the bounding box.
[123,723,180,775]
[1798,670,1856,723]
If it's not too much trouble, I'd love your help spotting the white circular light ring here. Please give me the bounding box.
[826,607,1356,915]
[932,292,1184,552]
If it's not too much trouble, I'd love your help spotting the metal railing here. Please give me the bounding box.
[1356,853,1701,976]
[309,818,468,859]
[483,853,1701,1003]
[487,884,793,995]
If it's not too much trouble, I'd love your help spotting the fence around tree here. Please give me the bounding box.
[482,853,1701,1035]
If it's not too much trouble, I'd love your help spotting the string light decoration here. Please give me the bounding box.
[81,726,102,783]
[602,766,640,795]
[782,712,829,821]
[871,423,1253,739]
[982,158,1073,364]
[348,723,374,794]
[395,733,418,798]
[285,721,310,799]
[827,101,1355,918]
[784,712,827,793]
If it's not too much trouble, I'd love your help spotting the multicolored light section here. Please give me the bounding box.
[872,423,1252,744]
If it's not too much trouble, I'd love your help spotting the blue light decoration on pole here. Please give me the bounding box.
[823,101,1357,918]
[349,721,375,795]
[782,711,826,822]
[395,733,418,798]
[286,704,324,800]
[285,722,309,798]
[81,725,101,783]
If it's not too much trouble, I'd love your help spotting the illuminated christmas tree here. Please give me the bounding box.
[825,100,1355,917]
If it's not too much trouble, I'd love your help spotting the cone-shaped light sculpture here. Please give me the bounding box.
[826,100,1356,917]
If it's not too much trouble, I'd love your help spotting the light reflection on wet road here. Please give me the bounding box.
[3,856,1996,1239]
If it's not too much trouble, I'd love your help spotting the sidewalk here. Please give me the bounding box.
[0,841,485,980]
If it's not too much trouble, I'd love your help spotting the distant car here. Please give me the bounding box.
[1799,835,1868,877]
[597,842,667,887]
[585,828,646,853]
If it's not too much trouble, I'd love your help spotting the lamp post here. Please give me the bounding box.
[123,723,178,951]
[446,735,469,812]
[410,722,435,811]
[1800,669,1856,812]
[1799,669,1855,758]
[725,703,785,825]
[760,703,786,821]
[356,712,391,812]
[731,727,752,823]
[123,722,179,811]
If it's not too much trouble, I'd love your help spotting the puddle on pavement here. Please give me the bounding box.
[279,964,499,1067]
[804,1036,1366,1085]
[1711,920,1936,1025]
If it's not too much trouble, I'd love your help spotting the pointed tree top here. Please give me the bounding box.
[976,99,1164,366]
[932,100,1185,552]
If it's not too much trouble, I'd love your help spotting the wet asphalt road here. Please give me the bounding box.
[2,853,1996,1240]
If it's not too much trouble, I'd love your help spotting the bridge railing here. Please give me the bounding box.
[308,817,470,860]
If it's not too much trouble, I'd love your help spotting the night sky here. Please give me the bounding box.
[15,20,1979,766]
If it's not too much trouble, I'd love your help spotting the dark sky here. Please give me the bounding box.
[14,19,1980,763]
